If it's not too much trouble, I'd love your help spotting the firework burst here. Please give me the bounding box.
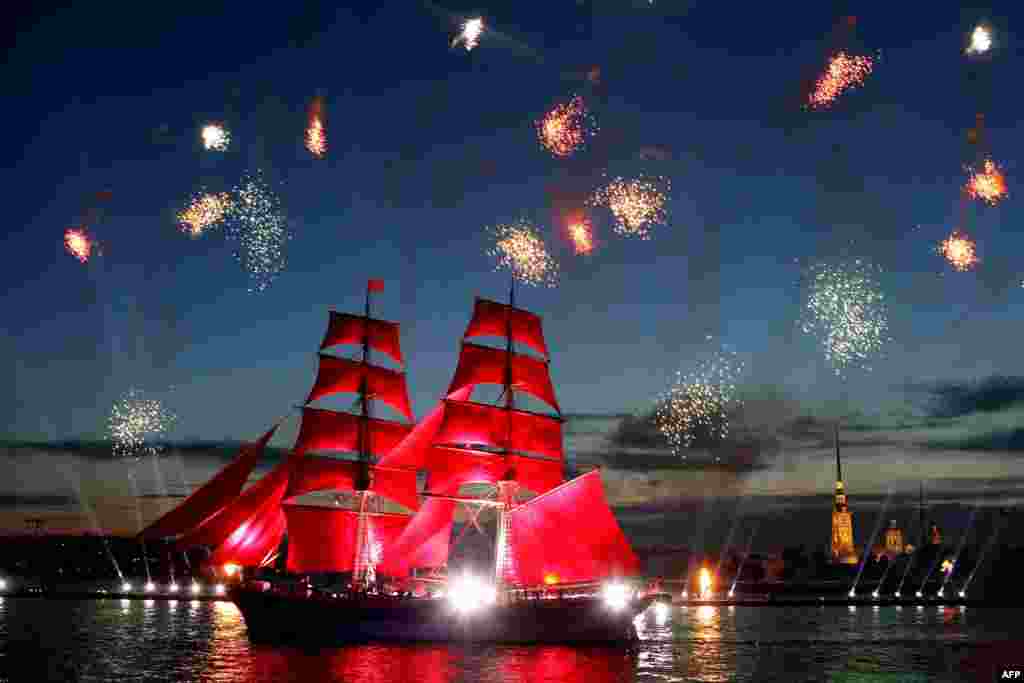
[178,192,232,238]
[108,388,176,458]
[489,220,559,287]
[535,95,596,158]
[566,216,595,255]
[655,347,745,456]
[452,17,484,51]
[807,52,874,110]
[201,123,230,151]
[938,230,979,272]
[227,171,290,292]
[306,98,327,158]
[64,227,93,263]
[966,25,993,55]
[966,158,1007,205]
[800,257,889,376]
[590,176,670,239]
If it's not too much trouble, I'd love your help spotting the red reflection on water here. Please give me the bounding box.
[496,646,636,683]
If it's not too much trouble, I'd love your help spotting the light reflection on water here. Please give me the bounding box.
[0,599,1021,682]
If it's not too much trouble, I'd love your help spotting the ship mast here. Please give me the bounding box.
[354,282,375,591]
[493,278,518,593]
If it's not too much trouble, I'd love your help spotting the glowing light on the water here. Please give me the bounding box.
[966,25,992,55]
[966,158,1007,205]
[489,220,559,287]
[201,123,230,151]
[178,192,232,238]
[800,257,890,376]
[452,17,484,51]
[655,345,744,455]
[108,388,176,458]
[807,52,874,109]
[227,171,290,293]
[938,230,979,272]
[590,176,670,239]
[698,568,713,599]
[536,95,596,158]
[64,228,93,263]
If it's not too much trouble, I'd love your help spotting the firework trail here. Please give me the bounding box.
[64,227,93,263]
[178,192,233,238]
[452,17,484,51]
[800,257,889,376]
[937,230,979,272]
[108,388,176,459]
[589,175,670,239]
[966,24,993,55]
[566,215,595,256]
[201,123,231,151]
[965,158,1007,205]
[655,345,745,457]
[488,220,559,287]
[306,97,327,158]
[535,95,597,158]
[806,52,874,110]
[227,171,290,293]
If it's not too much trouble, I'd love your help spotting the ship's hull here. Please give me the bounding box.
[232,588,654,644]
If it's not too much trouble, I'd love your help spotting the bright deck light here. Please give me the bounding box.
[602,582,629,610]
[214,584,226,595]
[448,574,496,613]
[223,563,240,577]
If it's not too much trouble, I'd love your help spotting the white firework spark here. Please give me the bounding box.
[800,257,890,377]
[201,123,230,152]
[227,171,290,292]
[108,389,176,458]
[655,346,745,457]
[488,220,560,288]
[452,17,485,51]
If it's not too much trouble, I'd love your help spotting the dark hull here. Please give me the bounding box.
[232,589,653,644]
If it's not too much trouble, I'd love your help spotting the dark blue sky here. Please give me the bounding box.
[4,1,1022,442]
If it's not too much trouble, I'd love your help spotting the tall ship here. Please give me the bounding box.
[140,280,654,643]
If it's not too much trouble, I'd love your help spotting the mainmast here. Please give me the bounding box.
[494,278,518,592]
[354,280,376,590]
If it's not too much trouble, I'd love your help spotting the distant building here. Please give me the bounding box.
[870,520,906,561]
[830,425,858,565]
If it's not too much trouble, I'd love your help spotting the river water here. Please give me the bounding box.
[1,598,1019,682]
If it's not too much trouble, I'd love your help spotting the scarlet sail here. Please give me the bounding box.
[447,343,560,414]
[138,424,278,540]
[285,455,420,511]
[464,298,549,358]
[293,407,411,457]
[427,447,562,496]
[210,498,287,568]
[378,498,455,577]
[435,399,563,460]
[306,354,413,421]
[284,506,411,574]
[321,312,404,367]
[508,470,639,586]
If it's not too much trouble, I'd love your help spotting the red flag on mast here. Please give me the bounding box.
[368,279,385,293]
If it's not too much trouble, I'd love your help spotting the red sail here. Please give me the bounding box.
[174,457,291,551]
[446,343,560,414]
[375,386,472,470]
[283,506,411,574]
[306,354,413,421]
[139,424,278,539]
[427,447,562,496]
[378,497,455,577]
[284,456,420,511]
[435,400,563,460]
[508,470,639,586]
[464,298,549,358]
[209,499,286,568]
[320,312,404,367]
[293,407,411,457]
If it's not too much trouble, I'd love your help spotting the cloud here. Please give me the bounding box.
[924,376,1024,419]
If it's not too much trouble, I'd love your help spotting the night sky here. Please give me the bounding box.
[4,3,1022,449]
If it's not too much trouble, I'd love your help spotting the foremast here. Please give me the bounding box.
[494,280,518,593]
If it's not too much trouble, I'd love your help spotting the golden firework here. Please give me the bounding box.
[966,158,1007,205]
[566,216,595,255]
[938,230,979,272]
[178,192,232,238]
[201,123,230,151]
[590,176,670,239]
[64,228,92,263]
[489,220,559,287]
[535,95,596,158]
[807,52,874,110]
